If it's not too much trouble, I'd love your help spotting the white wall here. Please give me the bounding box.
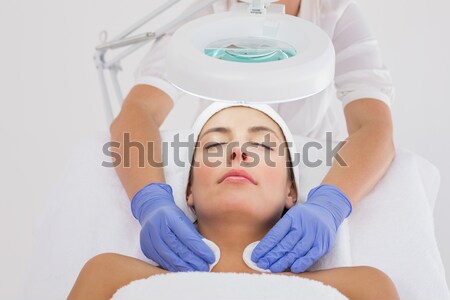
[357,0,450,290]
[0,0,448,298]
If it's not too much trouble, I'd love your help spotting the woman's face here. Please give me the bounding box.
[186,106,297,226]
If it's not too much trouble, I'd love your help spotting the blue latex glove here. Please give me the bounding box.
[131,182,215,272]
[251,184,352,273]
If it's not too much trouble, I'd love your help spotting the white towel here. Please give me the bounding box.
[111,272,348,300]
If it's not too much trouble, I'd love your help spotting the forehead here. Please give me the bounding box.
[200,106,284,138]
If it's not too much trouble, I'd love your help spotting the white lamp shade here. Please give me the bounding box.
[167,11,335,103]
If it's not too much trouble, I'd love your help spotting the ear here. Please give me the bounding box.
[285,181,297,209]
[186,185,195,210]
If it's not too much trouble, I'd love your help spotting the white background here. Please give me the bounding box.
[0,0,449,298]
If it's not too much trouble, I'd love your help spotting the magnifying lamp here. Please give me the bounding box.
[166,0,335,104]
[94,0,335,122]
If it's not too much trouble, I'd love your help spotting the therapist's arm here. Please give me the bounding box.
[321,98,396,207]
[109,84,174,199]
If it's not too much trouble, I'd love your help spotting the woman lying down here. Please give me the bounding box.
[68,103,399,300]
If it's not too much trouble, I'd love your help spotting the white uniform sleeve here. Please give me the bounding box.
[134,34,181,102]
[333,1,395,108]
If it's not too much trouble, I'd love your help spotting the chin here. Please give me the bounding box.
[218,191,257,202]
[214,197,257,212]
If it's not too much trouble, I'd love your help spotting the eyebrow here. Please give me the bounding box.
[200,126,280,140]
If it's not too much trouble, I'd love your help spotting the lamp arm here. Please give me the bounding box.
[94,0,221,125]
[96,0,220,52]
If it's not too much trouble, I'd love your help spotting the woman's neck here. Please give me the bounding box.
[197,221,272,273]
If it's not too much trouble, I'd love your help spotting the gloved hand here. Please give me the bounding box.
[131,182,215,272]
[251,184,352,273]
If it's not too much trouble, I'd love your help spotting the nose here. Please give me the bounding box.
[230,145,248,162]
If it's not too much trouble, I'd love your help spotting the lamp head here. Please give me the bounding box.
[166,1,335,104]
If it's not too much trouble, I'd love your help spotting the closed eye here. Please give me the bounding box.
[249,142,274,151]
[205,142,226,150]
[204,142,274,151]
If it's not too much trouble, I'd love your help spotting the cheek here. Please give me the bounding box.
[190,157,223,204]
[258,162,288,195]
[253,154,290,210]
[193,164,215,183]
[258,150,288,182]
[193,150,225,182]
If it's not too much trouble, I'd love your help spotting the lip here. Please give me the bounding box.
[219,169,257,185]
